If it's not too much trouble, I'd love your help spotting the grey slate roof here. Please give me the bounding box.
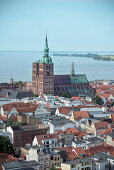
[0,89,33,99]
[2,160,39,170]
[73,140,86,144]
[50,117,74,126]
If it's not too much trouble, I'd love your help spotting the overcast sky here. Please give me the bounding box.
[0,0,114,51]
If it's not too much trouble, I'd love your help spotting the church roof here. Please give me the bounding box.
[54,75,71,85]
[54,74,88,85]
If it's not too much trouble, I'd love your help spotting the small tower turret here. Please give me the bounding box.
[71,62,75,76]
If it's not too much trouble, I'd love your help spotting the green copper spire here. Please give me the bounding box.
[44,33,49,57]
[40,34,52,64]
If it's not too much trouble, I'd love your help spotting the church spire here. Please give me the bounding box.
[44,33,49,57]
[71,62,75,76]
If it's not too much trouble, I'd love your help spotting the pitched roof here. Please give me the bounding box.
[94,121,108,129]
[101,93,112,99]
[54,74,88,85]
[65,128,80,136]
[73,111,89,120]
[98,128,112,138]
[0,115,7,122]
[35,131,63,145]
[1,102,38,114]
[0,153,18,163]
[76,131,87,139]
[58,105,101,116]
[73,147,86,158]
[57,147,85,160]
[85,145,108,157]
[58,107,71,115]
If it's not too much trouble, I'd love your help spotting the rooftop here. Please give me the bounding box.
[11,124,46,131]
[2,160,39,170]
[62,158,92,165]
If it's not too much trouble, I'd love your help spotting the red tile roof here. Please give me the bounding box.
[94,121,108,129]
[0,115,7,122]
[58,105,103,116]
[46,103,51,107]
[58,107,71,115]
[85,145,108,156]
[76,131,87,139]
[58,147,85,160]
[36,131,63,145]
[73,111,89,120]
[65,128,80,136]
[73,147,86,158]
[101,93,112,100]
[71,96,81,101]
[98,128,112,138]
[0,102,38,114]
[0,153,18,163]
[67,151,78,161]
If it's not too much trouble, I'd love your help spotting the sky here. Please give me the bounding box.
[0,0,114,51]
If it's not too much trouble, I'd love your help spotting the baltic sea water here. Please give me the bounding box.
[0,51,114,83]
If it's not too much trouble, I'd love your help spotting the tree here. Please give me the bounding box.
[34,94,39,97]
[61,92,70,98]
[5,119,22,127]
[92,95,104,105]
[51,167,59,170]
[0,136,14,154]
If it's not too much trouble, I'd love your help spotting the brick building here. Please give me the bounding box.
[7,124,47,147]
[32,35,95,97]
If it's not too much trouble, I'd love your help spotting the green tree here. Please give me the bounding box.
[5,119,22,127]
[92,95,104,105]
[61,92,70,98]
[34,94,39,97]
[51,167,59,170]
[0,136,14,154]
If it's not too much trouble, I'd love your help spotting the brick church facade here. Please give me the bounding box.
[32,35,95,97]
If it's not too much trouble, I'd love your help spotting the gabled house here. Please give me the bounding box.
[0,102,39,118]
[33,131,63,151]
[55,107,72,119]
[70,111,89,127]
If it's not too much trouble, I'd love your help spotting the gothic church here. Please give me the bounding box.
[32,35,94,96]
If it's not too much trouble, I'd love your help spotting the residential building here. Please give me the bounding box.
[26,147,51,170]
[60,132,74,147]
[72,140,88,150]
[51,152,63,168]
[0,102,39,118]
[32,131,62,151]
[61,158,92,170]
[7,124,47,147]
[48,116,76,134]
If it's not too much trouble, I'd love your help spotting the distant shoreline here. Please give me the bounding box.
[0,51,114,61]
[53,53,114,61]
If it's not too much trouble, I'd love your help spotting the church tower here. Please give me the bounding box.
[32,34,54,96]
